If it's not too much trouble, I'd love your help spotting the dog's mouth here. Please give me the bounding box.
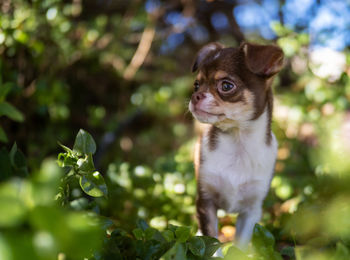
[193,107,224,117]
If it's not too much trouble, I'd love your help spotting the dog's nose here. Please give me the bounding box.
[192,92,205,105]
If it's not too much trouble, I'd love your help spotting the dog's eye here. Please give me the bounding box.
[221,81,235,92]
[194,81,200,92]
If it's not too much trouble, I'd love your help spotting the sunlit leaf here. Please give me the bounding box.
[73,129,96,155]
[224,246,249,260]
[79,171,107,197]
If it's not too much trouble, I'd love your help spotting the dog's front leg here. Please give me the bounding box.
[196,193,218,238]
[235,206,262,249]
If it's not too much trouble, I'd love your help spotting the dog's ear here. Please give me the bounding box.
[241,42,284,77]
[192,42,224,72]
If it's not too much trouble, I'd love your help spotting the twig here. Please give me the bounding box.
[123,25,155,80]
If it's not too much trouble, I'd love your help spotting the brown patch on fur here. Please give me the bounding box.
[265,88,273,145]
[208,125,220,151]
[196,194,217,237]
[196,181,219,237]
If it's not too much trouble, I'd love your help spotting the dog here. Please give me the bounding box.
[189,42,284,249]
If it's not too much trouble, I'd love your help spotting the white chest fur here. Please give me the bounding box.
[198,110,278,213]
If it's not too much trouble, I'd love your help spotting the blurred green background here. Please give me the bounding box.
[1,0,350,259]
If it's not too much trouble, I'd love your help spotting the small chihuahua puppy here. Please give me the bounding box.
[189,42,283,249]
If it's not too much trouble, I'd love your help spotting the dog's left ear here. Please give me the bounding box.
[241,42,284,77]
[192,42,224,72]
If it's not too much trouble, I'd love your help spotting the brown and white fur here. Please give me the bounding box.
[189,42,284,250]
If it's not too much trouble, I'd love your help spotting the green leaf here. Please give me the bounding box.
[57,153,77,168]
[0,82,13,101]
[201,236,221,256]
[0,102,24,122]
[280,246,295,258]
[100,217,114,230]
[252,224,280,260]
[77,154,95,173]
[0,233,37,260]
[162,242,187,260]
[133,228,144,240]
[145,227,157,240]
[224,246,250,260]
[29,206,103,259]
[0,197,26,227]
[175,226,191,243]
[0,126,8,142]
[333,242,350,260]
[9,142,17,165]
[0,181,28,227]
[137,219,150,231]
[0,235,12,260]
[58,142,74,154]
[188,237,205,257]
[162,230,175,242]
[9,143,28,177]
[252,224,275,249]
[152,229,167,243]
[79,171,108,197]
[70,198,89,211]
[168,224,178,233]
[73,129,96,154]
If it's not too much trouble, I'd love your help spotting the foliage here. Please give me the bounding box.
[1,0,350,259]
[0,129,303,260]
[0,152,103,259]
[103,220,222,260]
[57,129,107,199]
[0,130,217,259]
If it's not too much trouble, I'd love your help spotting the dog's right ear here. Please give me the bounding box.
[192,42,223,72]
[241,42,284,77]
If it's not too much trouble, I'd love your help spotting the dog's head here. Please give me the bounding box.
[189,42,284,130]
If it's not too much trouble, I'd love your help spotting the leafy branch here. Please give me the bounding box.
[57,129,108,198]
